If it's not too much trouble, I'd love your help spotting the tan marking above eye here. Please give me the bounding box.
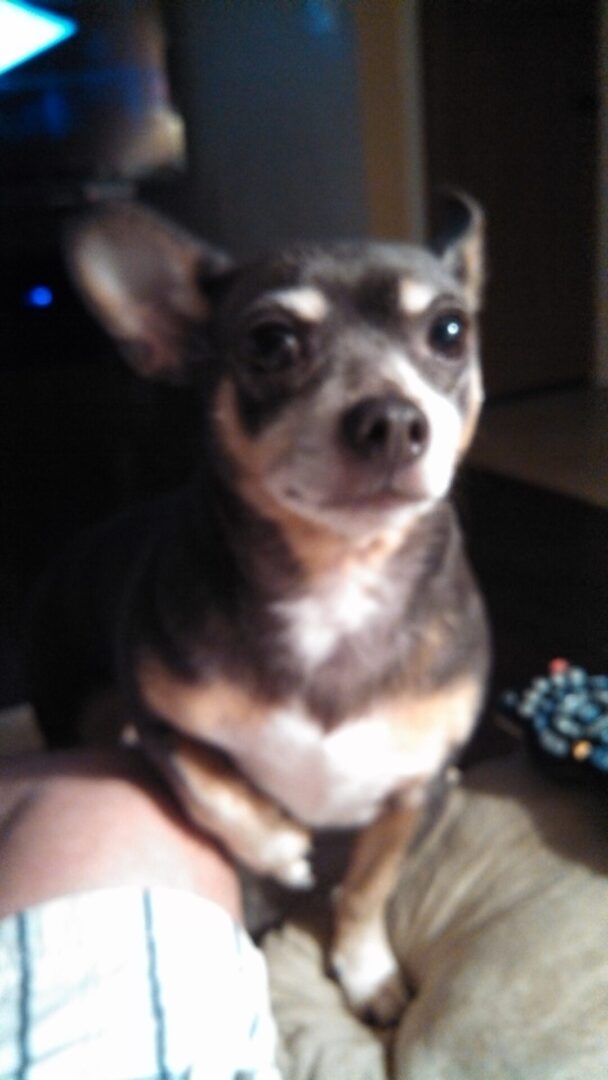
[268,287,329,323]
[398,277,437,316]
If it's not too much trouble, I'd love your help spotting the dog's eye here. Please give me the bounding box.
[428,311,468,358]
[244,322,301,372]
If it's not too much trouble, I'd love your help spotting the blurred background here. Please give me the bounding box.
[0,0,606,710]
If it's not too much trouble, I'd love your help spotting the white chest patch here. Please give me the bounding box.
[211,703,446,828]
[273,563,390,670]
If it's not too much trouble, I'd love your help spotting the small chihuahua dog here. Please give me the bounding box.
[30,197,489,1023]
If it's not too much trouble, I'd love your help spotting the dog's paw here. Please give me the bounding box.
[257,824,315,890]
[360,970,408,1028]
[330,931,408,1027]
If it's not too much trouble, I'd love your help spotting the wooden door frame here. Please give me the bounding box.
[354,0,426,242]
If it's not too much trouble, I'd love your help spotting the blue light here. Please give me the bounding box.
[0,1,77,77]
[24,284,54,308]
[304,0,338,35]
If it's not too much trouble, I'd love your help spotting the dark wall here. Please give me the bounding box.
[422,0,600,397]
[0,0,371,706]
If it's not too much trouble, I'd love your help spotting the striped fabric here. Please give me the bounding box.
[0,888,280,1080]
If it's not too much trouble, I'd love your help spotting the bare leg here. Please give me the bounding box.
[0,748,284,1079]
[0,747,241,920]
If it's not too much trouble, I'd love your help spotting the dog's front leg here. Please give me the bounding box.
[139,722,314,889]
[331,794,423,1025]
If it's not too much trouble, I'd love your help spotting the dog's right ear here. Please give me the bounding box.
[66,201,233,382]
[432,192,485,311]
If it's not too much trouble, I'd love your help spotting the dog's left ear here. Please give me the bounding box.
[66,201,233,382]
[433,193,485,310]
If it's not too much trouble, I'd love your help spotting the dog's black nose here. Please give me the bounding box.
[341,395,429,466]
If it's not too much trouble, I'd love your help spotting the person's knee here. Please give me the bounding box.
[0,749,241,920]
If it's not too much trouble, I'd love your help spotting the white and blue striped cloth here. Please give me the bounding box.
[0,887,280,1080]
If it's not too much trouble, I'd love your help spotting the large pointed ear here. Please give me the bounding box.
[432,192,485,310]
[65,202,233,381]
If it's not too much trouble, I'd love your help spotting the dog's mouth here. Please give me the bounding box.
[266,422,456,526]
[324,485,424,511]
[281,470,432,516]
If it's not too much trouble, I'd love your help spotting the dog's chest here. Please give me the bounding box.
[138,555,472,830]
[220,704,447,828]
[272,560,398,672]
[140,652,477,830]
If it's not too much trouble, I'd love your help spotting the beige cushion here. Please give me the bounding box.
[265,750,608,1079]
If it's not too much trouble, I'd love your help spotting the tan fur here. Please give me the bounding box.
[71,204,211,380]
[139,644,480,1014]
[269,287,329,323]
[213,378,289,484]
[140,646,480,776]
[139,653,269,739]
[139,722,312,886]
[442,199,485,311]
[398,277,437,316]
[456,232,485,311]
[457,364,484,457]
[403,619,449,688]
[331,796,424,1017]
[330,677,480,1018]
[388,676,481,753]
[213,378,347,574]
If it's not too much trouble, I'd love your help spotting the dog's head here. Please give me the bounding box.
[68,198,484,544]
